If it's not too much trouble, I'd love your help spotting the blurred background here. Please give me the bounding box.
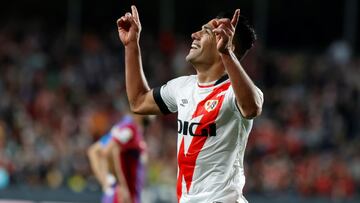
[0,0,359,202]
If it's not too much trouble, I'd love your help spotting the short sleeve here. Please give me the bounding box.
[110,127,133,144]
[153,78,179,114]
[225,86,253,120]
[99,133,112,147]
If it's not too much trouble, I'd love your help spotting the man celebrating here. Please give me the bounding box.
[117,5,263,203]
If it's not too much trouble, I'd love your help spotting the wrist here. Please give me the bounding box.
[125,41,140,49]
[220,49,233,58]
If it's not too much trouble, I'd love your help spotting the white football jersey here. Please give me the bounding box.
[153,75,253,203]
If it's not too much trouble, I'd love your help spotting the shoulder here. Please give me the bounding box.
[111,125,134,144]
[165,75,196,87]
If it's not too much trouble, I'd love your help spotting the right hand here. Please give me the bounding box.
[116,5,142,46]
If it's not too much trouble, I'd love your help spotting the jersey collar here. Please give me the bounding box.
[197,74,229,88]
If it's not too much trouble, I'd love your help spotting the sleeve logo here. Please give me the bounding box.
[205,99,219,112]
[180,99,188,107]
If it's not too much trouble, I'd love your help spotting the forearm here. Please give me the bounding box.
[221,51,263,118]
[124,43,151,112]
[88,150,108,188]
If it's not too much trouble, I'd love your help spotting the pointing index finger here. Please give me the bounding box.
[231,9,240,28]
[131,5,139,22]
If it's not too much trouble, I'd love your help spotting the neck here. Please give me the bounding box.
[194,61,226,83]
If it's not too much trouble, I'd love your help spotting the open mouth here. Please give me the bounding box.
[191,43,200,49]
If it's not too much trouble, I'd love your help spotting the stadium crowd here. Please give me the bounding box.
[0,20,359,201]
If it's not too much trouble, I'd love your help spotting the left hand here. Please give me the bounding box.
[213,9,240,54]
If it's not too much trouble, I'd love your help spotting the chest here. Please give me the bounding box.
[176,84,233,137]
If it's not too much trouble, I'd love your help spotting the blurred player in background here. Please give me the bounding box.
[117,5,263,203]
[88,113,147,203]
[88,133,118,203]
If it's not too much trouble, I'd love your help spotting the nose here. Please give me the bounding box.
[191,30,200,40]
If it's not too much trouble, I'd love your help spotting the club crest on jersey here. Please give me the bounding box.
[205,99,219,112]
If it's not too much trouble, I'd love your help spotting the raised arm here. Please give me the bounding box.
[117,5,161,115]
[213,9,263,119]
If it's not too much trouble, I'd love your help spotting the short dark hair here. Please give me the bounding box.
[216,12,257,60]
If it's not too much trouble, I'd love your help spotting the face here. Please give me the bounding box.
[186,19,220,65]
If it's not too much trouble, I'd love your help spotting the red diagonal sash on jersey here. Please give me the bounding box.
[177,82,231,202]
